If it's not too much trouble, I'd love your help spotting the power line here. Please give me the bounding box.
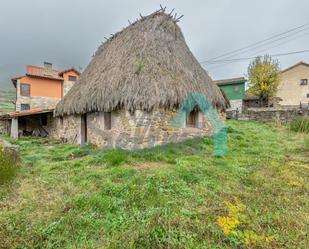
[202,21,309,63]
[202,49,309,65]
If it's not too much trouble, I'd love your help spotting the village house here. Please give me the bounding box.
[53,10,227,149]
[4,63,80,138]
[12,62,80,111]
[214,77,246,112]
[276,61,309,107]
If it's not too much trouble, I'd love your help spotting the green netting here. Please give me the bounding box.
[170,92,227,156]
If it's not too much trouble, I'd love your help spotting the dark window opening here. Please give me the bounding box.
[104,112,112,130]
[68,75,77,81]
[307,93,309,98]
[20,83,31,96]
[21,104,30,111]
[81,114,87,145]
[300,79,308,85]
[60,117,63,125]
[186,109,198,128]
[41,115,47,126]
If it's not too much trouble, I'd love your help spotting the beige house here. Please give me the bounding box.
[277,62,309,106]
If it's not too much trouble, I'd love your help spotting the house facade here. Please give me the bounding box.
[277,62,309,106]
[214,77,246,111]
[12,62,80,111]
[6,62,80,138]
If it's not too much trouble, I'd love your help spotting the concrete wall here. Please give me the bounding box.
[277,64,309,106]
[51,109,213,149]
[15,78,61,111]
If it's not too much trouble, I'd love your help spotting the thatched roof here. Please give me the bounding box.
[55,9,227,117]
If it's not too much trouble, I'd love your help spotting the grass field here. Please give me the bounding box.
[0,90,15,113]
[0,121,308,248]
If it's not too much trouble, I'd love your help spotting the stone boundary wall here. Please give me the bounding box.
[0,137,20,162]
[236,108,309,122]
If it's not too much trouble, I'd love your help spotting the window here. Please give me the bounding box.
[300,79,308,85]
[104,112,111,130]
[20,83,30,96]
[60,117,64,125]
[68,75,77,81]
[21,104,30,111]
[307,93,309,98]
[186,109,198,128]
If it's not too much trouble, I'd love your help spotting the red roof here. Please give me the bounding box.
[8,108,54,118]
[11,65,81,84]
[26,65,63,80]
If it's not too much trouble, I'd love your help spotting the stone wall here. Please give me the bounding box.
[16,96,60,111]
[0,119,10,134]
[86,109,213,149]
[49,115,81,143]
[237,107,309,122]
[228,99,243,113]
[51,109,214,149]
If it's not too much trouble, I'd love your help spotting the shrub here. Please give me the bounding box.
[0,146,19,185]
[290,117,309,134]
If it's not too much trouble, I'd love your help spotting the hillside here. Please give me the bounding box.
[0,121,308,248]
[0,89,15,113]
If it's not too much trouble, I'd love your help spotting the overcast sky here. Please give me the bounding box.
[1,0,309,89]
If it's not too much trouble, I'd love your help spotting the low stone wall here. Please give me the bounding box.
[237,107,309,122]
[0,119,10,135]
[0,137,20,162]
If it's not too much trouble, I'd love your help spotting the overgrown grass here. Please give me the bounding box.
[290,117,309,134]
[0,121,308,248]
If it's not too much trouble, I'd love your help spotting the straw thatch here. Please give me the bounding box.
[55,9,227,117]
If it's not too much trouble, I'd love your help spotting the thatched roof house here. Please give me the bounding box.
[55,10,226,116]
[53,9,227,149]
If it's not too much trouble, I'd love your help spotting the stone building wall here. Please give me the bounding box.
[85,109,213,149]
[16,96,60,111]
[49,115,81,143]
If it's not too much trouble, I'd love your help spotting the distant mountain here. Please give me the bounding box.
[0,89,15,114]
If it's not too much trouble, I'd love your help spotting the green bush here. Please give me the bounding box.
[290,117,309,134]
[0,146,19,185]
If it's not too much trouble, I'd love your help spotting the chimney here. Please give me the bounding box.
[44,62,52,71]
